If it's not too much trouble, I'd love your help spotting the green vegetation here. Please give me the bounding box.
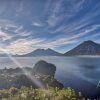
[0,86,86,100]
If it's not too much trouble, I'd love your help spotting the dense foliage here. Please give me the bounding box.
[0,86,87,100]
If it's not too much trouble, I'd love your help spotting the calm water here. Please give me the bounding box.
[0,56,100,98]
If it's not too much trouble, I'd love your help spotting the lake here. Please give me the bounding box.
[0,56,100,98]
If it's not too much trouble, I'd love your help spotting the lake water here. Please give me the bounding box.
[0,56,100,98]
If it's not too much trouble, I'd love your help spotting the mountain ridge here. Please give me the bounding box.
[63,40,100,56]
[16,48,61,57]
[0,40,100,57]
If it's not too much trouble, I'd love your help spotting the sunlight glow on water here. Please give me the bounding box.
[0,56,100,86]
[0,49,44,88]
[0,56,100,97]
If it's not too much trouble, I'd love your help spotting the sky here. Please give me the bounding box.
[0,0,100,54]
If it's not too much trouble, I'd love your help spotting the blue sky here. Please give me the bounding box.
[0,0,100,54]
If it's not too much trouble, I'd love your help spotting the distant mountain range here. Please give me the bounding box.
[63,40,100,56]
[0,40,100,57]
[15,48,61,57]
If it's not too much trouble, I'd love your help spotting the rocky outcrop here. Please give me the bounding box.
[33,60,56,77]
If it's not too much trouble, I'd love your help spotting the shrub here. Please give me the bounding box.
[0,86,92,100]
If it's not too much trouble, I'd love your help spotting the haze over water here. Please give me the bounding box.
[0,56,100,98]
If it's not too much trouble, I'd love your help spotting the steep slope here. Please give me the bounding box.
[63,40,100,56]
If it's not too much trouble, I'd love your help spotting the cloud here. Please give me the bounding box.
[1,24,100,54]
[45,0,85,28]
[0,19,17,28]
[0,29,12,41]
[14,26,23,33]
[5,38,45,54]
[0,0,99,54]
[51,1,100,34]
[32,22,44,27]
[45,39,77,48]
[2,35,77,54]
[51,24,100,43]
[14,25,32,36]
[69,24,100,39]
[42,24,100,48]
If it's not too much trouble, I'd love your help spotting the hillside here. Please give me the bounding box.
[63,40,100,56]
[17,48,61,57]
